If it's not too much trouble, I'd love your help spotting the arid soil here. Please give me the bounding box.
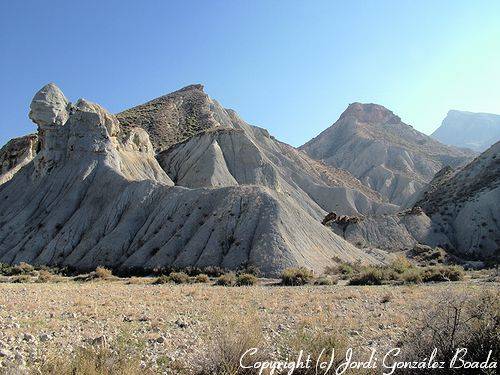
[0,278,497,373]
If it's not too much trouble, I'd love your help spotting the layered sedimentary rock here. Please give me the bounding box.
[432,110,500,152]
[0,84,385,276]
[300,103,475,206]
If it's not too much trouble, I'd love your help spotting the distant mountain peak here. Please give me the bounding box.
[339,102,401,125]
[432,109,500,152]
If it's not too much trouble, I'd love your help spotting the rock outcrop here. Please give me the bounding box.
[300,103,475,206]
[0,134,38,185]
[0,84,387,276]
[326,209,450,252]
[432,110,500,152]
[414,141,500,258]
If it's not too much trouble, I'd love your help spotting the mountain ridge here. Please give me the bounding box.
[300,102,475,206]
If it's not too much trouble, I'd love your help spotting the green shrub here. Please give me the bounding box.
[281,268,313,286]
[324,261,361,279]
[194,274,210,283]
[237,265,261,277]
[422,265,465,282]
[390,256,412,273]
[1,262,37,276]
[349,267,386,285]
[401,268,423,284]
[168,272,190,284]
[202,266,226,277]
[236,273,257,286]
[215,273,236,286]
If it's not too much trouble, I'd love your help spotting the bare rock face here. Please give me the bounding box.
[0,134,38,185]
[0,84,387,276]
[414,141,500,258]
[300,103,476,206]
[29,83,70,128]
[117,84,233,152]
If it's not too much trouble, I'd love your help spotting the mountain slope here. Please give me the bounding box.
[413,141,500,257]
[300,103,475,206]
[326,143,499,259]
[117,84,233,152]
[432,110,500,152]
[120,85,397,217]
[0,84,385,276]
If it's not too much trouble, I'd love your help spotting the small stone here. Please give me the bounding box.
[155,336,166,344]
[0,348,12,358]
[23,333,35,342]
[175,319,189,328]
[39,333,52,342]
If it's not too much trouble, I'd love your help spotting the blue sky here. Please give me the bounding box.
[1,0,499,147]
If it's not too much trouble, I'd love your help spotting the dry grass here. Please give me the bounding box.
[34,345,155,375]
[0,277,497,374]
[396,290,499,374]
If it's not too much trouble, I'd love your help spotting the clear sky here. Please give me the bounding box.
[1,0,499,147]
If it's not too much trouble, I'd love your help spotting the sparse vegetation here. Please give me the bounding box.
[279,325,348,375]
[195,311,266,375]
[153,275,171,284]
[281,267,314,286]
[92,266,113,280]
[215,273,236,286]
[314,276,337,285]
[235,273,257,286]
[396,291,499,374]
[327,259,467,286]
[194,274,210,283]
[35,345,155,375]
[168,272,190,284]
